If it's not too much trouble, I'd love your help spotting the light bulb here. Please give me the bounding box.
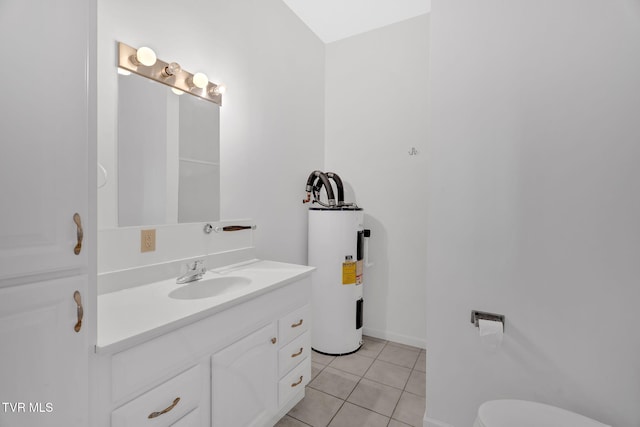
[210,83,226,96]
[171,88,184,95]
[117,67,131,76]
[191,72,208,89]
[162,62,181,77]
[135,46,156,66]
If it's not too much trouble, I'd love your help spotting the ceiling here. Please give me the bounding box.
[281,0,431,43]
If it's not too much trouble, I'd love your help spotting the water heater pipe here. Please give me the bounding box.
[325,172,344,205]
[304,170,336,207]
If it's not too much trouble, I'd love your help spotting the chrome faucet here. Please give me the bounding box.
[176,259,207,284]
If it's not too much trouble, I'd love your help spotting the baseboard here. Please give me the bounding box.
[362,327,426,349]
[424,415,455,427]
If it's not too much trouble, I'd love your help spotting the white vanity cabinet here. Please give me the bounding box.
[212,323,278,427]
[96,275,311,427]
[211,304,312,427]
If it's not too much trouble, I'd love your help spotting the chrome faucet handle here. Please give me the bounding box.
[186,259,204,272]
[193,259,207,274]
[176,259,207,284]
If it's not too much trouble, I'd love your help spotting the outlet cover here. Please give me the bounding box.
[141,229,156,252]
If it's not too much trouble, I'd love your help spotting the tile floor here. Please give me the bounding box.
[276,336,426,427]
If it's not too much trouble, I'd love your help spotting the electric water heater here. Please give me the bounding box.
[304,170,370,355]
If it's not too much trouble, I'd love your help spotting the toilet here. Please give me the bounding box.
[473,400,610,427]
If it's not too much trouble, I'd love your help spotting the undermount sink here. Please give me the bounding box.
[169,276,252,300]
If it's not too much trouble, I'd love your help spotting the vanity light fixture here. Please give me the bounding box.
[190,72,209,89]
[209,83,227,96]
[118,42,222,105]
[161,62,181,78]
[131,46,157,67]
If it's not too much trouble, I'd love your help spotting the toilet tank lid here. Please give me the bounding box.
[477,400,610,427]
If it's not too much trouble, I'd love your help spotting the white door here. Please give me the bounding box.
[212,323,278,427]
[0,276,89,427]
[0,0,92,281]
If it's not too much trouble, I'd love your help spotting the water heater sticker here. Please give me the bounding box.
[342,259,356,285]
[356,260,363,284]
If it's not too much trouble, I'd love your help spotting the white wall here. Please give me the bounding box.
[426,1,640,426]
[98,0,324,266]
[325,15,430,348]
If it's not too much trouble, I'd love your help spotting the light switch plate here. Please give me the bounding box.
[140,229,156,252]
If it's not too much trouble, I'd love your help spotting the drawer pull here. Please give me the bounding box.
[291,375,304,388]
[271,337,277,344]
[291,319,303,328]
[148,397,180,419]
[73,291,83,333]
[291,347,304,358]
[73,213,83,255]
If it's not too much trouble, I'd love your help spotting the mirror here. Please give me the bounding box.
[117,72,220,226]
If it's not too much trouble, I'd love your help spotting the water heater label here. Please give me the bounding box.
[356,260,363,284]
[342,260,356,285]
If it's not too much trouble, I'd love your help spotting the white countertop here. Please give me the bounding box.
[97,259,315,353]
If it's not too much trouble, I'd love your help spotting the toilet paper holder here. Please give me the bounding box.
[471,310,505,331]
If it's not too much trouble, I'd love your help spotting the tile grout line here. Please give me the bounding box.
[288,415,313,426]
[327,339,391,426]
[308,371,408,399]
[325,396,347,426]
[326,340,388,426]
[388,346,422,426]
[305,342,383,427]
[286,413,314,426]
[325,354,416,376]
[358,340,424,422]
[291,356,330,426]
[288,338,425,427]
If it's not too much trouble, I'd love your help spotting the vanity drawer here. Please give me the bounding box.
[278,304,310,346]
[111,364,203,427]
[111,334,199,403]
[278,357,311,407]
[279,331,310,376]
[170,408,200,427]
